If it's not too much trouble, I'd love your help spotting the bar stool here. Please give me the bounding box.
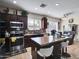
[61,40,70,58]
[37,46,54,59]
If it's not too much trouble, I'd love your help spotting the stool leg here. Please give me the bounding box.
[61,48,63,59]
[62,48,64,54]
[65,47,67,59]
[65,47,67,53]
[44,56,46,59]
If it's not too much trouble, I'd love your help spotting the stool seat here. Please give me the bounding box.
[37,46,54,59]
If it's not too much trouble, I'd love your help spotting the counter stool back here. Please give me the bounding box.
[37,46,54,59]
[61,41,70,58]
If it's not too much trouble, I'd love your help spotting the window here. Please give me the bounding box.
[28,18,41,30]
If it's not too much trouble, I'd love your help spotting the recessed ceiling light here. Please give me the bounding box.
[35,8,38,10]
[56,3,59,6]
[48,11,50,14]
[13,0,16,4]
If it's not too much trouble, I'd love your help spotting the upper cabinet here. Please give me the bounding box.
[18,16,27,30]
[27,17,41,30]
[0,13,27,30]
[27,14,42,30]
[41,17,48,29]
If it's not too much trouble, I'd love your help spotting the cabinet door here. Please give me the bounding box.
[41,17,47,29]
[28,18,41,30]
[10,15,18,21]
[0,13,9,21]
[18,16,27,30]
[4,14,11,21]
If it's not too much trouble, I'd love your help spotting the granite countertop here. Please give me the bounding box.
[24,33,44,36]
[31,36,71,48]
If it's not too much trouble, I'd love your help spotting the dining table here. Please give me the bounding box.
[30,35,71,59]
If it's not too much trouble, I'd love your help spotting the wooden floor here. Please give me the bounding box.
[67,41,79,59]
[6,41,79,59]
[6,47,32,59]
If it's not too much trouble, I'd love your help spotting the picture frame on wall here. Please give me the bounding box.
[69,18,74,23]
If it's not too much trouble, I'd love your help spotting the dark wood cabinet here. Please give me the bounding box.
[0,13,27,29]
[0,13,27,53]
[18,16,27,30]
[41,17,47,30]
[10,15,18,21]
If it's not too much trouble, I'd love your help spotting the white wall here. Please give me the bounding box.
[46,17,61,34]
[61,16,79,41]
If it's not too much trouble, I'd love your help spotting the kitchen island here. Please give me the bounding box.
[30,35,71,59]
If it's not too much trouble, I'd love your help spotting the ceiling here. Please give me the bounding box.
[0,0,79,18]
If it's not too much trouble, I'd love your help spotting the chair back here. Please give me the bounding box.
[37,46,54,57]
[61,41,69,48]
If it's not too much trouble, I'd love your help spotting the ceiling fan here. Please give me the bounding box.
[62,11,74,18]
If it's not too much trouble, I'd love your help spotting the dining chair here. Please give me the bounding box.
[61,40,70,58]
[37,46,54,59]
